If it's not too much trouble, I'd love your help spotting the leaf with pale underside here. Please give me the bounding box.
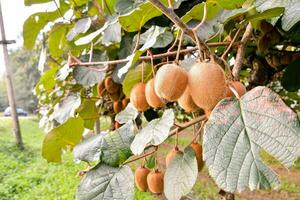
[115,103,139,124]
[130,109,174,155]
[203,86,300,193]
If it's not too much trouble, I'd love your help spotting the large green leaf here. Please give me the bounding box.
[181,2,221,23]
[281,60,300,92]
[24,0,51,6]
[131,109,174,155]
[138,26,173,49]
[207,0,246,9]
[51,94,81,124]
[164,147,198,200]
[203,86,300,193]
[115,103,139,124]
[122,63,153,97]
[76,164,134,200]
[67,17,92,41]
[23,1,68,49]
[77,99,98,130]
[48,24,68,59]
[256,0,300,31]
[35,67,58,95]
[118,1,163,32]
[100,121,135,167]
[42,117,84,162]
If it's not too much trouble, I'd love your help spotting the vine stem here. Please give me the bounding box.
[133,31,141,53]
[221,28,242,60]
[232,23,253,80]
[187,120,206,147]
[192,2,207,32]
[69,42,238,67]
[175,31,184,63]
[122,147,158,165]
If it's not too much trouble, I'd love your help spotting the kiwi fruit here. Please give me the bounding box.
[147,170,164,194]
[154,63,188,102]
[109,92,120,101]
[226,81,247,98]
[178,87,198,112]
[165,147,182,167]
[97,80,106,97]
[204,109,211,119]
[113,101,123,113]
[292,52,300,61]
[280,54,291,65]
[145,78,165,109]
[122,98,130,109]
[257,35,269,53]
[130,83,149,112]
[265,55,277,69]
[135,166,150,192]
[188,62,226,110]
[190,142,204,171]
[260,21,273,33]
[114,121,122,129]
[104,76,120,93]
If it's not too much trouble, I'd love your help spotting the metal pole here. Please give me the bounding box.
[0,1,23,149]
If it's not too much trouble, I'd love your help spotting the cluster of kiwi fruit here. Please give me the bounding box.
[97,76,130,129]
[265,52,300,69]
[257,21,282,54]
[135,166,164,194]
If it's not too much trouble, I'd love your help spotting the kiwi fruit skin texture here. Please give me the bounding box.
[226,81,247,98]
[114,121,122,129]
[105,76,120,94]
[188,62,226,110]
[190,142,204,171]
[165,147,182,167]
[97,80,106,97]
[122,98,130,109]
[204,109,211,119]
[113,101,123,113]
[109,92,120,101]
[130,83,149,112]
[145,78,165,109]
[154,64,188,102]
[178,87,198,112]
[135,166,150,192]
[147,170,164,194]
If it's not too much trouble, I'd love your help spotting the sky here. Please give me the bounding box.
[0,0,55,76]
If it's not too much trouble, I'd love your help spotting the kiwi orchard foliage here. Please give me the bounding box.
[23,0,300,199]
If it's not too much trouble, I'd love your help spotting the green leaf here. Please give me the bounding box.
[52,94,81,124]
[138,26,174,49]
[100,121,135,167]
[42,117,84,162]
[131,109,174,155]
[23,1,68,49]
[35,67,58,95]
[24,0,51,6]
[115,103,139,124]
[76,164,134,200]
[181,2,221,23]
[207,0,246,9]
[48,24,68,58]
[74,133,105,162]
[146,155,155,169]
[122,63,153,97]
[247,7,284,22]
[118,1,163,32]
[67,17,92,41]
[203,86,300,193]
[281,60,300,92]
[77,99,98,130]
[256,0,300,31]
[164,147,198,200]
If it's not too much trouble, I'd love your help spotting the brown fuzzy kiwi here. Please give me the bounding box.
[188,62,226,110]
[114,121,122,129]
[292,52,300,61]
[109,92,120,101]
[154,63,188,102]
[204,109,211,119]
[122,98,130,109]
[190,142,204,171]
[145,78,165,109]
[130,83,149,112]
[226,81,247,98]
[113,101,123,113]
[135,166,150,192]
[257,35,269,53]
[147,170,164,194]
[165,147,182,167]
[265,55,277,69]
[104,76,120,93]
[272,54,281,67]
[280,53,291,65]
[97,80,106,97]
[260,21,273,33]
[178,87,198,112]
